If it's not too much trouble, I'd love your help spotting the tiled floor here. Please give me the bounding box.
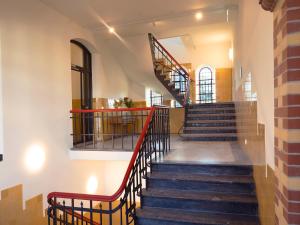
[159,135,251,165]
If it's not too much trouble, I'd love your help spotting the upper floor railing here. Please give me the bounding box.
[47,106,170,225]
[148,33,191,106]
[70,107,152,151]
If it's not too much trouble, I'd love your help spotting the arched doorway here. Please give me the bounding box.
[71,40,93,110]
[70,40,93,144]
[196,66,216,104]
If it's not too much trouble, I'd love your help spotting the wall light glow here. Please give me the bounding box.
[195,12,203,21]
[25,144,46,173]
[86,176,98,194]
[229,48,234,61]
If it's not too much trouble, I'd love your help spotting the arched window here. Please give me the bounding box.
[196,66,216,103]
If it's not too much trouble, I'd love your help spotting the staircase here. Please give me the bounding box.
[137,162,260,225]
[148,33,190,106]
[182,102,238,141]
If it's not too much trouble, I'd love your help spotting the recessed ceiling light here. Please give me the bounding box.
[195,12,203,21]
[109,27,115,33]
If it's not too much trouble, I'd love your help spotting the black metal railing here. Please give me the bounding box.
[71,107,153,151]
[148,33,191,106]
[47,107,170,225]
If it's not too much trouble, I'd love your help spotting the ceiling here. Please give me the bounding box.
[40,0,239,38]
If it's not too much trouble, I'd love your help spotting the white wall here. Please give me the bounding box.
[159,35,233,70]
[0,0,131,206]
[105,34,171,100]
[92,39,130,99]
[189,41,233,69]
[234,0,274,168]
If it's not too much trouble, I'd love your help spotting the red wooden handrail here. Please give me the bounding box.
[150,34,190,79]
[70,107,152,114]
[48,107,156,202]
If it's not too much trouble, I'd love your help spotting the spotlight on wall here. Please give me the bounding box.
[86,176,98,194]
[229,48,234,61]
[25,144,46,173]
[108,27,115,33]
[195,12,203,21]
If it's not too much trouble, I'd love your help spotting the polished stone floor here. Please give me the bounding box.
[159,135,251,165]
[73,135,251,165]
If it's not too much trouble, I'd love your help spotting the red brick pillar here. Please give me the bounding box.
[273,0,300,224]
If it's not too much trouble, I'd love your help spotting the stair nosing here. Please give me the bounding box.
[186,119,236,123]
[142,188,258,204]
[137,207,259,225]
[152,161,253,168]
[148,172,254,184]
[181,133,237,137]
[184,126,237,130]
[187,113,236,117]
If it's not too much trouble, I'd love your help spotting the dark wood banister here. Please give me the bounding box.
[149,33,190,80]
[47,107,155,202]
[148,33,191,105]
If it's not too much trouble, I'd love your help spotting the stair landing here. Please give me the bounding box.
[158,135,251,165]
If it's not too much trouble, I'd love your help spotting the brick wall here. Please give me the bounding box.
[273,0,300,224]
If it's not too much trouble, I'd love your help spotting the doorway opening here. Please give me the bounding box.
[196,66,216,104]
[70,40,93,144]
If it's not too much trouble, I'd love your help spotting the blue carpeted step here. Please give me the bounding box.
[141,188,258,215]
[187,108,236,115]
[185,120,236,127]
[183,126,237,134]
[186,114,236,121]
[188,103,235,109]
[136,207,260,225]
[147,172,256,195]
[151,163,253,176]
[180,133,238,141]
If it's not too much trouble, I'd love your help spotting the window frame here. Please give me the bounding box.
[196,66,216,104]
[150,90,163,106]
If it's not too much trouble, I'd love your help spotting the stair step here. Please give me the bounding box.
[155,73,184,105]
[186,115,236,121]
[181,133,237,137]
[151,163,253,176]
[187,113,236,118]
[181,133,237,141]
[187,109,236,115]
[183,127,237,134]
[147,172,255,194]
[136,208,260,225]
[148,172,254,184]
[185,120,236,127]
[189,103,235,109]
[142,188,258,215]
